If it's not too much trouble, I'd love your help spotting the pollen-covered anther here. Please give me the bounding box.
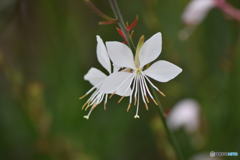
[79,94,88,100]
[127,103,132,112]
[134,98,137,106]
[152,98,158,106]
[144,103,149,110]
[157,89,166,97]
[82,101,89,110]
[118,96,125,103]
[109,93,115,99]
[84,103,91,111]
[144,95,149,103]
[104,99,108,110]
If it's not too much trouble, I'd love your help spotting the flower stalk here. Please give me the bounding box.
[84,0,117,24]
[152,90,185,160]
[107,0,184,159]
[108,0,136,50]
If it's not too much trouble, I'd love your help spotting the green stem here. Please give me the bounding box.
[108,1,184,159]
[108,0,135,50]
[153,91,184,160]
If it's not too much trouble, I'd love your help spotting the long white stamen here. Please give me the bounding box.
[97,93,105,104]
[130,74,137,104]
[134,75,140,119]
[139,75,149,110]
[144,75,159,90]
[88,90,101,106]
[127,75,137,112]
[79,86,96,99]
[82,87,107,118]
[140,75,149,103]
[144,74,166,96]
[140,76,149,103]
[83,104,97,119]
[142,75,154,99]
[82,89,99,110]
[90,93,103,106]
[80,75,111,116]
[86,88,100,103]
[104,94,108,110]
[86,94,102,112]
[79,81,103,99]
[134,75,139,106]
[139,74,147,104]
[140,75,147,97]
[142,75,158,105]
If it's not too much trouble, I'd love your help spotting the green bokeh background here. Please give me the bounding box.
[0,0,240,160]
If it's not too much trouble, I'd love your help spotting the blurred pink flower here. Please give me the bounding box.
[182,0,216,25]
[167,99,200,133]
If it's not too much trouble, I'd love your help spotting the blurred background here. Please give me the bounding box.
[0,0,240,160]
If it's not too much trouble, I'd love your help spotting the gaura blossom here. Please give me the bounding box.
[80,35,130,119]
[182,0,216,25]
[167,99,200,133]
[100,32,182,119]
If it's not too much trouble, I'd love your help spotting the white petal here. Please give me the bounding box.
[115,74,134,96]
[182,0,215,25]
[106,41,135,69]
[84,67,107,87]
[100,71,133,96]
[144,60,182,82]
[113,64,121,72]
[96,35,111,73]
[139,32,162,68]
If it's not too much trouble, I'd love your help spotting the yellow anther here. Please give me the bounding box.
[145,95,149,103]
[127,103,132,112]
[109,93,115,99]
[79,94,88,100]
[118,96,125,103]
[82,101,89,110]
[157,89,166,97]
[152,98,158,106]
[144,103,149,111]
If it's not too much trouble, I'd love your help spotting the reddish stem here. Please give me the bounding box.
[84,0,116,22]
[215,0,240,21]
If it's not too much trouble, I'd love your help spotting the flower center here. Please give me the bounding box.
[135,68,142,74]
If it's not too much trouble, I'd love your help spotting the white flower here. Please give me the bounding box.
[182,0,216,25]
[100,32,182,118]
[167,99,200,133]
[81,35,130,119]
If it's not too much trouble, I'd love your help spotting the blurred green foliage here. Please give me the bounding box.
[0,0,240,160]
